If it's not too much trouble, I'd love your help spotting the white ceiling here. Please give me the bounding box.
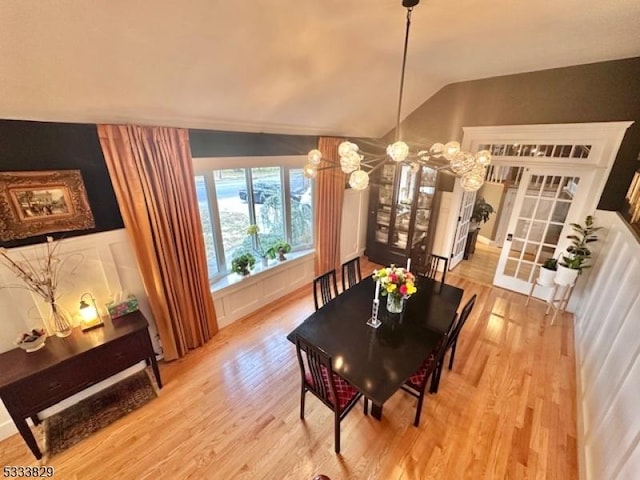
[1,0,639,138]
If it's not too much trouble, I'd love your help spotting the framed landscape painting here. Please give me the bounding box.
[0,170,95,241]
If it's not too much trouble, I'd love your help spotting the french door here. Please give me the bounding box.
[449,190,477,269]
[493,166,594,295]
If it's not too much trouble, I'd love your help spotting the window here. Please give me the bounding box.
[194,157,313,280]
[481,143,592,159]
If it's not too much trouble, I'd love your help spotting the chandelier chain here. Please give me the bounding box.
[302,0,491,193]
[395,6,414,142]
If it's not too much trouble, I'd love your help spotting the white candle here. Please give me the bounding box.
[406,257,411,272]
[374,279,380,300]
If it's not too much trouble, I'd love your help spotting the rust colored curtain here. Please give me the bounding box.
[97,125,218,361]
[314,137,347,276]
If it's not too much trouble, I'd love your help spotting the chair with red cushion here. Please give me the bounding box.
[400,313,456,427]
[295,336,364,453]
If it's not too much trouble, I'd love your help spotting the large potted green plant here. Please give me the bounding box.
[470,197,494,231]
[556,215,601,285]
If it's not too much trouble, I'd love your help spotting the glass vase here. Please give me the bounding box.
[49,301,72,337]
[386,294,404,314]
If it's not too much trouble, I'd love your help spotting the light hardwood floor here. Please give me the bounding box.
[0,259,577,479]
[450,242,501,286]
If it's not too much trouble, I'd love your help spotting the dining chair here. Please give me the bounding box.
[430,294,477,394]
[313,269,339,311]
[399,324,453,427]
[295,336,364,453]
[341,257,362,291]
[418,253,449,286]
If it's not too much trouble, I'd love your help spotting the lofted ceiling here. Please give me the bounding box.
[1,0,639,138]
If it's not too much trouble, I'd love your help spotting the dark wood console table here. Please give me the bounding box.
[0,310,161,459]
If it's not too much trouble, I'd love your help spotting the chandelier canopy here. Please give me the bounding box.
[303,0,491,192]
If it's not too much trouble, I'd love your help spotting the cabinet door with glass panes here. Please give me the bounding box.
[366,163,440,268]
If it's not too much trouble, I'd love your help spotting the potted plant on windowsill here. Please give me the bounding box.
[266,240,291,261]
[231,253,256,276]
[556,215,601,285]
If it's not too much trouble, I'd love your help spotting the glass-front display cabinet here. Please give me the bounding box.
[366,162,441,268]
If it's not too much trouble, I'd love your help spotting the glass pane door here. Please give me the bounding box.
[493,167,590,294]
[450,190,477,269]
[412,166,436,248]
[373,164,396,245]
[391,164,416,250]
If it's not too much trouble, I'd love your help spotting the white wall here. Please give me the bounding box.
[432,191,454,258]
[0,229,159,441]
[340,187,369,265]
[0,229,156,352]
[573,211,640,480]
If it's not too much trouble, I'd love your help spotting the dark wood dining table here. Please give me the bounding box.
[287,275,464,419]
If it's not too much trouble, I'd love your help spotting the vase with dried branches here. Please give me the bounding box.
[0,237,73,337]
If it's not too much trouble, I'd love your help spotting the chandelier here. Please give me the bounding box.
[302,0,491,192]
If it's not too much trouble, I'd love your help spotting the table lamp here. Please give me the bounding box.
[79,292,104,331]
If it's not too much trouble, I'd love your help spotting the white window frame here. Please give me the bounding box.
[193,155,313,281]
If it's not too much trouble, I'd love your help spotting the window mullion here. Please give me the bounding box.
[204,172,226,274]
[283,167,292,244]
[247,168,257,230]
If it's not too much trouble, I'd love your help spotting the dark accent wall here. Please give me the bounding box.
[0,120,123,248]
[391,57,640,212]
[189,129,318,157]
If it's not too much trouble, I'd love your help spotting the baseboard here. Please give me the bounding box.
[476,235,495,246]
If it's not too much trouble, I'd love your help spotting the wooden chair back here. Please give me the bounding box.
[313,269,339,311]
[341,257,362,291]
[421,254,449,286]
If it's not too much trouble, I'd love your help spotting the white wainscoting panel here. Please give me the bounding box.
[574,211,640,480]
[212,253,314,329]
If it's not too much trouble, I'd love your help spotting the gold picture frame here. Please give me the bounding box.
[0,170,95,241]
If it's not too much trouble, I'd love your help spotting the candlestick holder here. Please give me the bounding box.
[367,298,382,328]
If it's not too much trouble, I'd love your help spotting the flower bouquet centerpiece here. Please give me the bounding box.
[0,236,73,337]
[372,265,417,313]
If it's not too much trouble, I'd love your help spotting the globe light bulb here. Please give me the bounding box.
[340,150,362,174]
[338,141,358,157]
[443,141,461,161]
[307,149,322,166]
[387,141,409,163]
[460,171,484,192]
[475,150,492,167]
[349,170,370,190]
[450,152,475,175]
[470,162,487,175]
[303,164,317,179]
[430,142,445,154]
